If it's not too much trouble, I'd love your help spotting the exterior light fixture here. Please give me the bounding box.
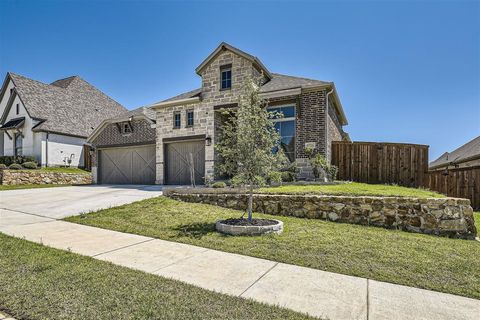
[205,136,212,146]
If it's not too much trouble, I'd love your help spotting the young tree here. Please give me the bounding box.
[216,77,286,221]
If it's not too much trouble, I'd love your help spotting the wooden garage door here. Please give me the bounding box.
[99,145,156,184]
[165,140,205,185]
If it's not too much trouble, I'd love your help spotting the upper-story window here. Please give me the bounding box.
[120,122,132,134]
[173,112,181,129]
[220,65,232,90]
[16,103,20,115]
[186,110,194,127]
[268,105,296,162]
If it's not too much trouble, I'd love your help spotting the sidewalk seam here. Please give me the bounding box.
[0,207,57,220]
[239,262,279,297]
[92,238,155,257]
[150,248,210,273]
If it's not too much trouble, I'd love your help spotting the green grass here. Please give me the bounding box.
[0,184,71,191]
[66,196,480,300]
[259,182,445,198]
[0,233,313,320]
[22,166,89,174]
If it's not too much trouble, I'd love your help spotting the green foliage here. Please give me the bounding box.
[0,155,37,166]
[8,163,23,170]
[267,171,282,185]
[280,161,298,182]
[212,181,227,189]
[310,153,338,181]
[22,161,38,169]
[215,77,286,187]
[0,163,7,169]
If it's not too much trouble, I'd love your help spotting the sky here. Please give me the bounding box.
[0,0,478,161]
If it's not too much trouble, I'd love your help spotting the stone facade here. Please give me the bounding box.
[155,49,262,184]
[167,191,477,239]
[0,169,92,185]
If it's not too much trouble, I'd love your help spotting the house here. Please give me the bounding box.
[429,136,480,171]
[88,42,349,185]
[0,73,127,167]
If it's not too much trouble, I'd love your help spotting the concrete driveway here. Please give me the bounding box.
[0,185,163,220]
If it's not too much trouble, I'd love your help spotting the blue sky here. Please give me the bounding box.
[0,0,478,160]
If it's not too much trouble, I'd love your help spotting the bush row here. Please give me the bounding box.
[0,161,37,170]
[0,156,37,166]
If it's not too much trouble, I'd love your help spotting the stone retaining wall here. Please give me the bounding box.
[167,192,477,239]
[0,170,92,185]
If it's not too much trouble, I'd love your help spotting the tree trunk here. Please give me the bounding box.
[247,185,253,222]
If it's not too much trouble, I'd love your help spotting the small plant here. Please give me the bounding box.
[0,163,7,170]
[212,181,227,188]
[22,161,38,169]
[267,171,282,186]
[305,147,338,181]
[8,163,23,170]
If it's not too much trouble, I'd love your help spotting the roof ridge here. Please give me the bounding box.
[271,72,331,83]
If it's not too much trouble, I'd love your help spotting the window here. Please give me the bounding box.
[268,105,295,162]
[220,65,232,90]
[120,122,132,134]
[173,112,181,128]
[14,133,23,156]
[16,103,19,115]
[186,110,194,127]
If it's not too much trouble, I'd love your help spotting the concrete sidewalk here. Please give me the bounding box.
[0,209,479,320]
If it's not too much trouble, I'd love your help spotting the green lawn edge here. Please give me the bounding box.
[66,196,480,300]
[0,184,72,191]
[0,233,314,320]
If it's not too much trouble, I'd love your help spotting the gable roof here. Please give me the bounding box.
[0,72,127,138]
[260,73,331,93]
[196,42,272,80]
[429,136,480,169]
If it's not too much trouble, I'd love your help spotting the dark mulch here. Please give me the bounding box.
[222,218,278,226]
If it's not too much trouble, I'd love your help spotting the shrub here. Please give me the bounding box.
[281,171,295,182]
[0,164,7,169]
[8,163,23,170]
[267,171,282,185]
[280,161,298,182]
[22,161,38,169]
[212,181,227,189]
[310,154,338,181]
[0,156,37,166]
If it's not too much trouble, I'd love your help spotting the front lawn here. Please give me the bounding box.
[0,233,313,320]
[259,182,445,198]
[0,184,71,191]
[66,197,480,300]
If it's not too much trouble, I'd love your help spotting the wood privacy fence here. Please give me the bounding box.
[331,141,429,188]
[427,166,480,210]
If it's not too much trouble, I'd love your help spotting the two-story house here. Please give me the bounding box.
[88,42,349,184]
[0,73,126,167]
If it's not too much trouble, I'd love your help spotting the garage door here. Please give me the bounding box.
[99,145,156,184]
[165,140,205,185]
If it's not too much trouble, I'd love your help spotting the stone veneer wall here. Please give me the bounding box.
[0,170,92,185]
[167,192,477,239]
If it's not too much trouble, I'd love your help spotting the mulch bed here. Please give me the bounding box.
[222,218,278,226]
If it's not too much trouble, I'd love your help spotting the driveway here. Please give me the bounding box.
[0,185,163,221]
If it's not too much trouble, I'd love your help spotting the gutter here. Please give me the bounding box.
[325,88,334,160]
[150,96,201,109]
[45,132,49,167]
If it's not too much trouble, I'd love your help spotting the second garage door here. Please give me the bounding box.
[99,145,156,184]
[165,140,205,185]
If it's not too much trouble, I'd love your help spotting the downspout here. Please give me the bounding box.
[45,132,49,167]
[325,88,334,161]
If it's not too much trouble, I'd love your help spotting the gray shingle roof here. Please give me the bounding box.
[159,73,330,104]
[430,136,480,168]
[110,106,156,122]
[260,73,330,92]
[6,73,127,138]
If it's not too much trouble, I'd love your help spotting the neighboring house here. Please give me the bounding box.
[0,73,126,167]
[89,42,349,185]
[429,136,480,171]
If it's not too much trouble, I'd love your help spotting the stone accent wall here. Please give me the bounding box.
[167,192,477,239]
[155,49,258,184]
[0,170,92,185]
[91,119,156,148]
